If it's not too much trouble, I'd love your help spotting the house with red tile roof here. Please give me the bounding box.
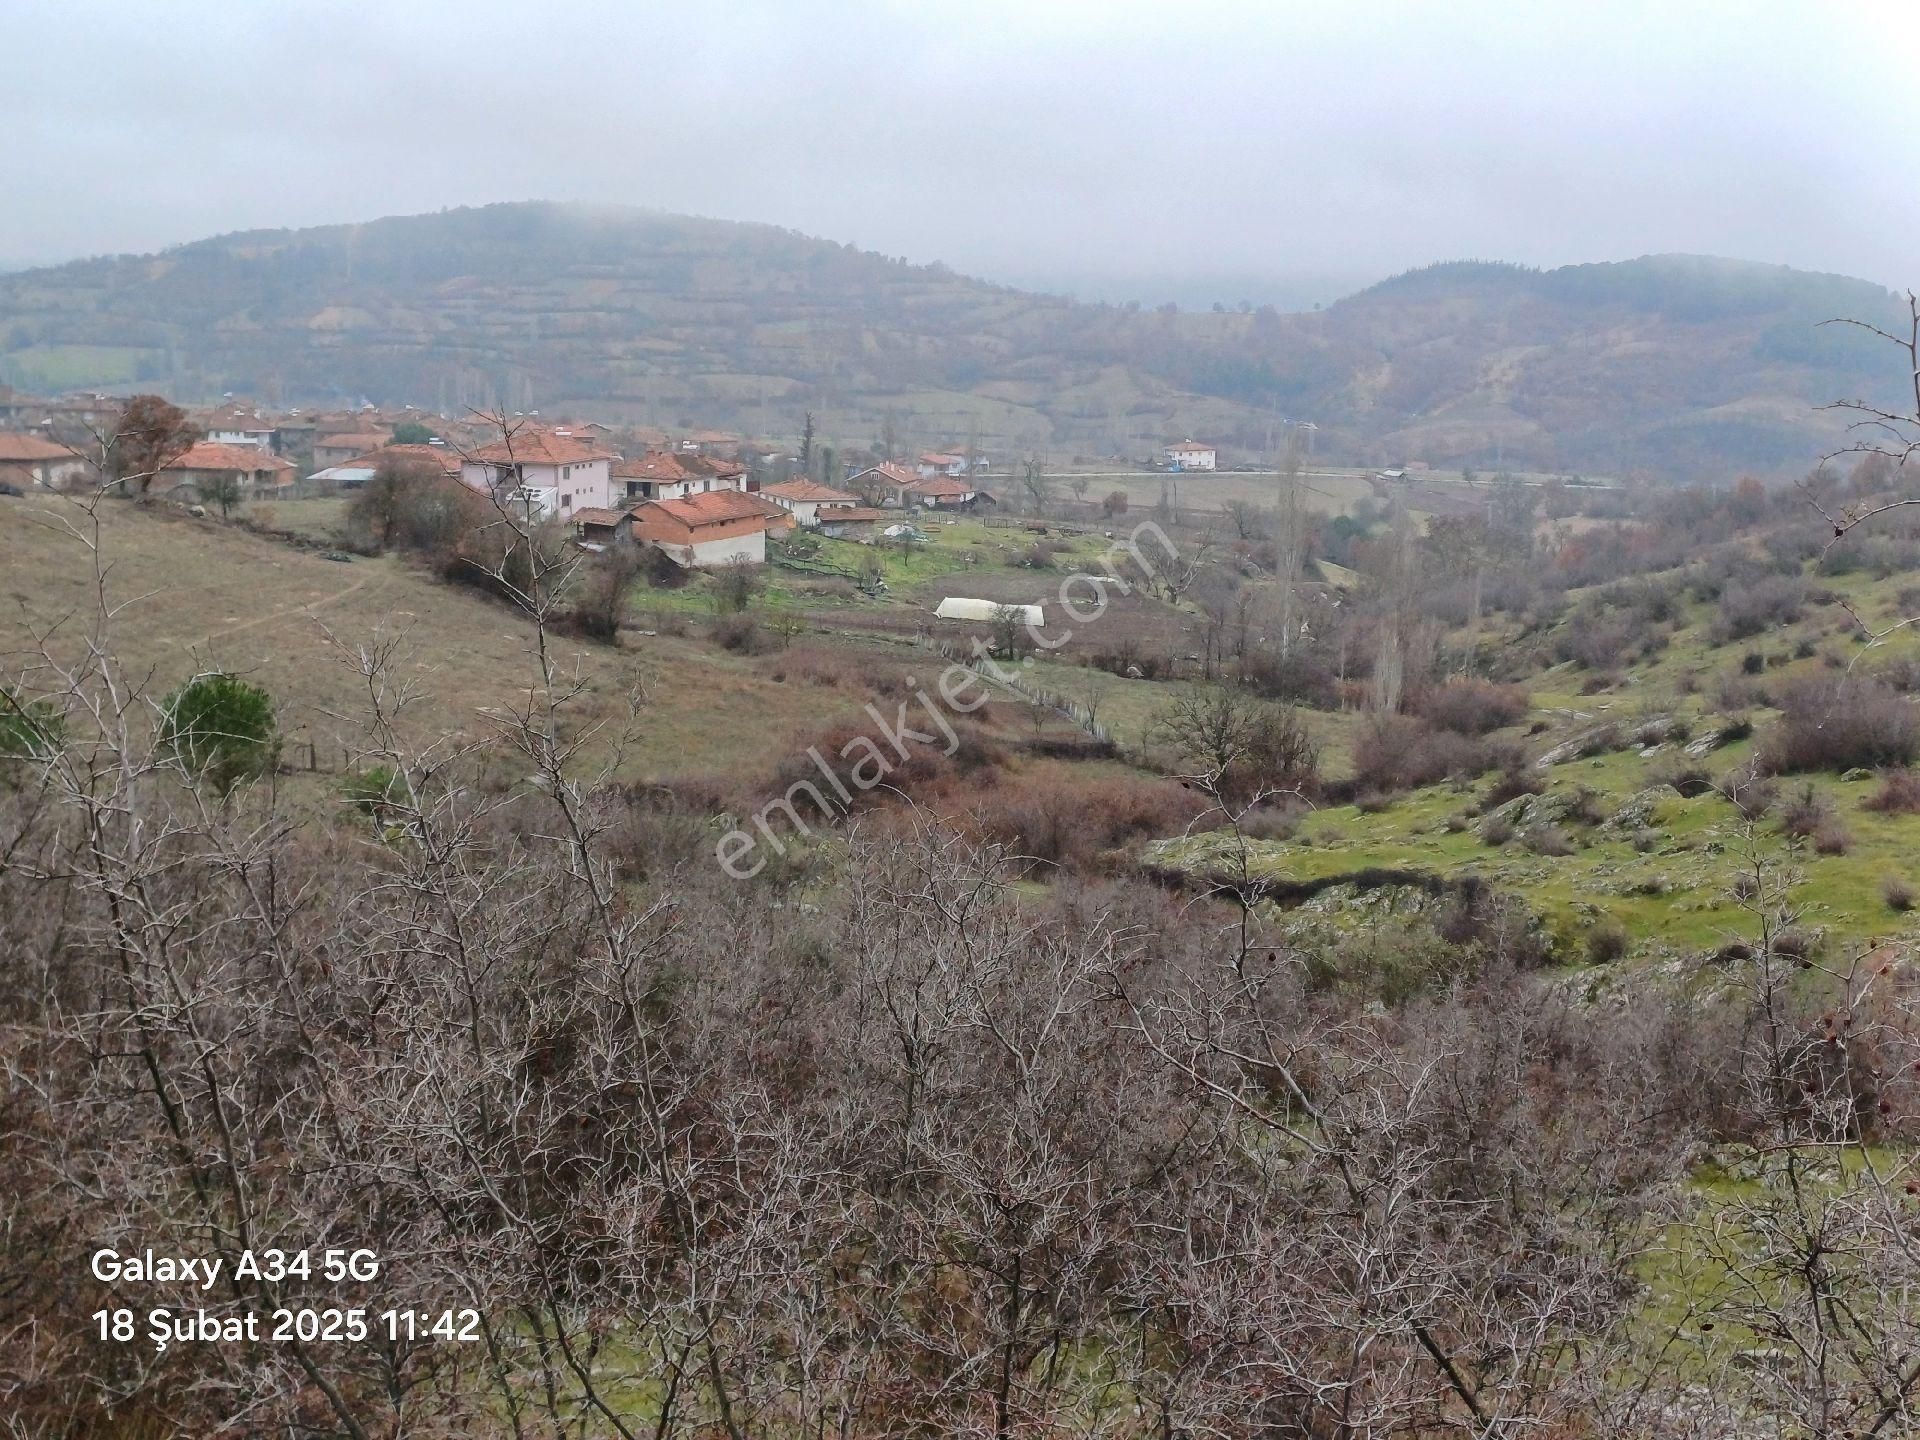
[313,431,392,468]
[161,441,297,497]
[917,451,968,478]
[851,461,978,508]
[459,428,612,519]
[760,478,859,525]
[848,461,922,504]
[611,450,747,504]
[202,407,282,452]
[679,452,752,489]
[628,489,771,568]
[0,431,89,489]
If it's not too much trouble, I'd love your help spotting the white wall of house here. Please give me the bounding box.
[771,496,855,525]
[462,457,612,515]
[655,528,767,568]
[210,428,270,449]
[1165,447,1216,471]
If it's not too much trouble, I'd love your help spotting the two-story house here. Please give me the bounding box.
[461,429,613,518]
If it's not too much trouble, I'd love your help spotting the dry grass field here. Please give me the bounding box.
[0,494,878,783]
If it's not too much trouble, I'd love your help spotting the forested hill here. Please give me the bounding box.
[0,202,1900,478]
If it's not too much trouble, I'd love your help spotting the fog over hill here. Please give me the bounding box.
[0,202,1899,479]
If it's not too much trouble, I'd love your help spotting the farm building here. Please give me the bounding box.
[0,430,89,489]
[934,597,1043,626]
[629,490,771,568]
[761,478,859,525]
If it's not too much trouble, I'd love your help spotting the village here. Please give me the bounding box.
[0,387,1257,572]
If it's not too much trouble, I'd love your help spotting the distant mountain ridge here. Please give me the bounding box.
[0,202,1899,478]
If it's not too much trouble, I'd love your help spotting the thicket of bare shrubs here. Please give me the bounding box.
[3,441,1919,1437]
[1758,674,1920,773]
[1709,573,1806,644]
[1862,766,1920,814]
[8,699,1914,1438]
[1410,676,1531,734]
[1350,711,1510,795]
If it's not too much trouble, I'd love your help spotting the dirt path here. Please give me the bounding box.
[183,569,380,652]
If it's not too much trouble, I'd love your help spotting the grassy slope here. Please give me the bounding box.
[1151,557,1920,961]
[0,494,881,783]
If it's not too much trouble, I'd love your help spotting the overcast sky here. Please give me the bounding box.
[3,0,1915,304]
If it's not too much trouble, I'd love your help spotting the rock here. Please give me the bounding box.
[1535,724,1623,769]
[1684,728,1724,758]
[1841,767,1872,783]
[1480,789,1581,840]
[1604,787,1667,832]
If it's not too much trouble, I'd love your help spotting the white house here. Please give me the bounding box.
[206,414,279,451]
[611,450,746,504]
[461,429,612,519]
[917,451,968,478]
[1165,440,1217,471]
[759,478,859,526]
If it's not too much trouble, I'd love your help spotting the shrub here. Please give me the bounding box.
[1812,821,1853,856]
[1587,921,1630,964]
[1863,768,1920,815]
[1715,767,1777,820]
[1776,782,1833,841]
[1412,677,1531,735]
[1882,876,1915,913]
[1482,816,1516,847]
[1710,574,1805,644]
[1351,713,1498,794]
[1759,675,1920,774]
[340,765,403,818]
[710,614,776,654]
[1555,609,1633,670]
[1875,654,1920,693]
[1481,759,1546,810]
[0,690,63,764]
[1523,825,1575,856]
[969,773,1211,873]
[158,673,278,794]
[1651,758,1714,798]
[1238,805,1301,842]
[711,558,763,613]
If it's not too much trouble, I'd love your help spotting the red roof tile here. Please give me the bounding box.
[0,431,80,462]
[343,444,463,477]
[762,479,858,504]
[468,430,602,466]
[641,490,773,528]
[611,450,698,482]
[164,441,295,473]
[858,461,921,488]
[908,475,974,498]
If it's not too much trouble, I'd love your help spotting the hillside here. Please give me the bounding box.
[0,202,1901,477]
